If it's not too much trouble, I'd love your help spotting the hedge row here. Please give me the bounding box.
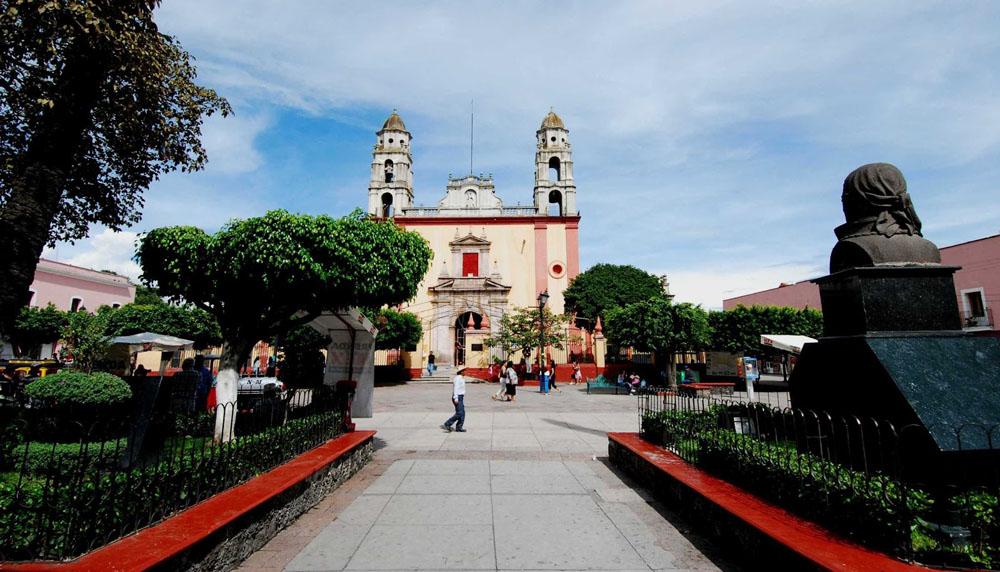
[0,410,341,560]
[642,409,999,568]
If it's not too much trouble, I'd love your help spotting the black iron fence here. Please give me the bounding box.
[0,385,343,562]
[637,387,1000,569]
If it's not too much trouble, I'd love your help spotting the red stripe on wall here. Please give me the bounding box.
[534,221,548,296]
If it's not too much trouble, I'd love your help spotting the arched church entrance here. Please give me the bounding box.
[454,311,483,365]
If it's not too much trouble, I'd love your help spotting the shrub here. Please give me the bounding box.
[0,410,341,560]
[8,439,126,474]
[641,408,1000,566]
[24,371,131,408]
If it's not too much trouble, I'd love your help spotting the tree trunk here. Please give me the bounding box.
[667,360,678,391]
[214,337,252,443]
[0,44,107,338]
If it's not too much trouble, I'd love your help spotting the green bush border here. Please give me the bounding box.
[642,408,999,567]
[0,410,341,560]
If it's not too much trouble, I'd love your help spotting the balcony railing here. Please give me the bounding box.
[962,307,994,329]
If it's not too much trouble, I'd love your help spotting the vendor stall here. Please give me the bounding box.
[760,334,817,382]
[306,308,379,419]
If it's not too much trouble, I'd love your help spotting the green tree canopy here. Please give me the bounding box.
[708,305,823,355]
[605,298,710,388]
[10,303,67,358]
[372,309,422,351]
[0,0,229,339]
[132,284,165,306]
[563,263,667,327]
[135,209,433,372]
[99,304,222,349]
[60,310,114,374]
[484,306,572,363]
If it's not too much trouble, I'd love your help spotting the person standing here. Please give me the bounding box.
[571,361,582,385]
[194,354,214,410]
[505,360,518,402]
[442,366,467,432]
[427,351,436,376]
[492,362,507,401]
[547,361,560,393]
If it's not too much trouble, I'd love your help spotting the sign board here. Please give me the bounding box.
[706,351,740,377]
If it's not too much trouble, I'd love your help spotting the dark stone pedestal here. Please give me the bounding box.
[789,335,1000,451]
[816,266,962,336]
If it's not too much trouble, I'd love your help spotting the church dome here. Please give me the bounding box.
[540,109,564,130]
[381,109,407,131]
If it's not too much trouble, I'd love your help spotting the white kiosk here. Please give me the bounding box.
[307,308,379,419]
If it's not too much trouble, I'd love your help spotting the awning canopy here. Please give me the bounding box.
[760,334,817,354]
[111,332,194,354]
[305,308,379,337]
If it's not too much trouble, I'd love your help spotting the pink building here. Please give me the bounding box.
[3,259,136,359]
[29,258,135,312]
[723,280,821,311]
[723,234,1000,335]
[942,235,1000,332]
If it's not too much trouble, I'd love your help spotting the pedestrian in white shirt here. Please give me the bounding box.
[442,366,467,432]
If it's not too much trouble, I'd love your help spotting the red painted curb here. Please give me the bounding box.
[608,432,937,572]
[5,431,376,572]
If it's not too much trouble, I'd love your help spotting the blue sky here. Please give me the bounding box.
[46,1,1000,309]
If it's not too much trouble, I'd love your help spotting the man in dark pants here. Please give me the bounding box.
[442,366,467,432]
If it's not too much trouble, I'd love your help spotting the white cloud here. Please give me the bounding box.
[41,1,992,300]
[665,264,824,311]
[57,229,143,282]
[199,112,270,174]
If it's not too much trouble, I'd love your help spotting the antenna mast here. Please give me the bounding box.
[470,99,474,175]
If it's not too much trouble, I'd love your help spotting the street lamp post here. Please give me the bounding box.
[537,290,549,380]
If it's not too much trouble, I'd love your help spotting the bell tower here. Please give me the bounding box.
[368,110,414,217]
[533,109,577,216]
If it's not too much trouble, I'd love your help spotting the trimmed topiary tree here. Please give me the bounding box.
[24,371,131,408]
[22,371,132,441]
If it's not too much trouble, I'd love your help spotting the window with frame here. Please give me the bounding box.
[462,253,479,277]
[966,291,986,317]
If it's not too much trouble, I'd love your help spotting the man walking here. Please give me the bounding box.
[427,351,436,376]
[442,366,467,432]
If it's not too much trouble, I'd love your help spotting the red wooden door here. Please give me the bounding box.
[462,253,478,277]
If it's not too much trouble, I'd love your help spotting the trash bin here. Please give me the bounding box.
[539,373,549,393]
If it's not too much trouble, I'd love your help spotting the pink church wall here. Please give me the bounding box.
[29,259,135,311]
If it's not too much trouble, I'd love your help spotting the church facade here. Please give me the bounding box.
[367,110,582,369]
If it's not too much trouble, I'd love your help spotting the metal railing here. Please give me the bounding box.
[0,385,342,561]
[635,387,1000,568]
[374,348,403,367]
[501,206,538,216]
[963,307,994,329]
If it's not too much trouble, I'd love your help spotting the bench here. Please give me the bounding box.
[678,382,735,399]
[586,375,627,395]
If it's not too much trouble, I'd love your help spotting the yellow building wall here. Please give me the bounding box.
[398,218,576,368]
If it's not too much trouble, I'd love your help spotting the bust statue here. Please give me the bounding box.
[829,163,941,273]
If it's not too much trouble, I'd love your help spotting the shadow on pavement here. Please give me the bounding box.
[541,417,609,438]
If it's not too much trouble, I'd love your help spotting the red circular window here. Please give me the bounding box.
[552,264,563,274]
[548,262,566,278]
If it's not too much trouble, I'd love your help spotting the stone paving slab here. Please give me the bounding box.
[236,382,740,572]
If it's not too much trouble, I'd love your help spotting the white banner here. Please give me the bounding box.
[324,330,375,418]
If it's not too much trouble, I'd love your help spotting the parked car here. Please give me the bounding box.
[238,376,285,394]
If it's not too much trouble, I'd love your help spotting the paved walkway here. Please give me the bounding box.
[236,382,739,572]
